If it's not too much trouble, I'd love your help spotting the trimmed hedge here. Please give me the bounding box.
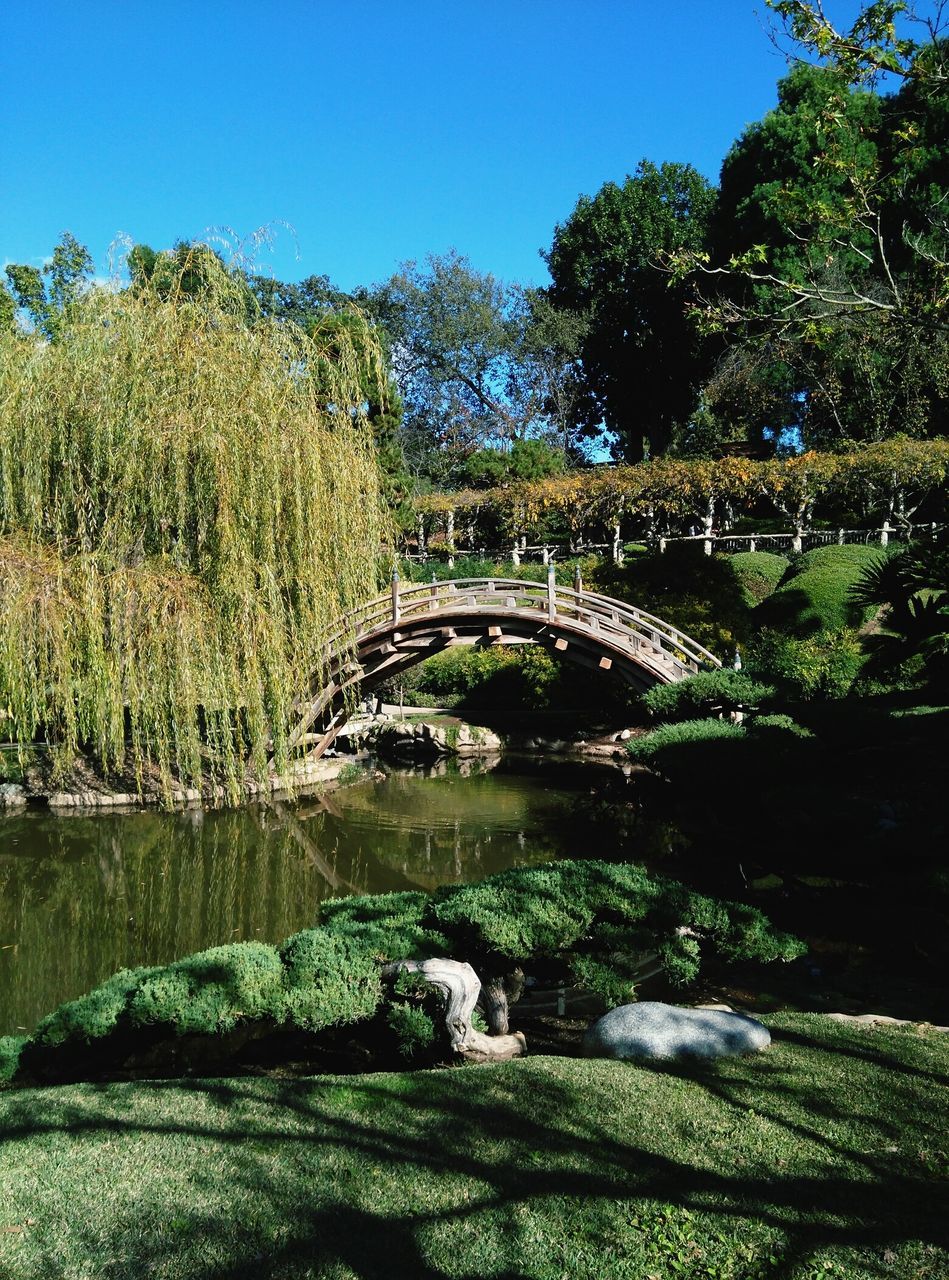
[730,550,791,604]
[5,860,804,1087]
[755,545,881,635]
[627,713,818,790]
[627,717,748,766]
[642,670,775,722]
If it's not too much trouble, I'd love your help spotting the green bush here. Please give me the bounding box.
[627,717,747,766]
[796,545,891,573]
[642,670,775,722]
[385,1002,437,1059]
[626,714,823,798]
[729,551,790,604]
[590,544,755,655]
[755,545,881,635]
[33,966,159,1048]
[127,943,287,1034]
[401,642,636,719]
[0,1036,25,1086]
[7,860,804,1087]
[279,931,383,1031]
[749,628,866,699]
[316,890,440,959]
[428,859,803,985]
[749,713,814,738]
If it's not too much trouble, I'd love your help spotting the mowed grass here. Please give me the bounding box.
[0,1015,946,1280]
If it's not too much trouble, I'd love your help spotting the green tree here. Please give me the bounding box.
[367,251,581,486]
[704,54,948,446]
[0,282,15,335]
[459,438,567,489]
[130,243,412,518]
[694,5,948,338]
[544,159,717,463]
[5,232,93,340]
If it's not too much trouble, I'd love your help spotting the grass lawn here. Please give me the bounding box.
[0,1014,946,1279]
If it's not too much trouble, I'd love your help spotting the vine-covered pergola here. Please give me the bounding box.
[411,440,949,560]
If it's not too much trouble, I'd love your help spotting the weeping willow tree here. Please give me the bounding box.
[0,254,389,799]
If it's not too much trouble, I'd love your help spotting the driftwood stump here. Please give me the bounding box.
[477,966,525,1035]
[384,958,527,1064]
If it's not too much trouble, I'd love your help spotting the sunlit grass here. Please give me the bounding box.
[0,1013,945,1279]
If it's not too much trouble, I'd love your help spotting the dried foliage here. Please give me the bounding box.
[0,268,388,797]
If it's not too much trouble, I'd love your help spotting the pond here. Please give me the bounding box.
[0,758,630,1036]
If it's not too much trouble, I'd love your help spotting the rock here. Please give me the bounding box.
[583,1001,771,1062]
[373,720,501,760]
[0,782,27,808]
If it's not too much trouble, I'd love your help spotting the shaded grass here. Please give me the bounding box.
[0,1014,946,1279]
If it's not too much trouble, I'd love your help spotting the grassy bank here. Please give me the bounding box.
[1,1014,946,1279]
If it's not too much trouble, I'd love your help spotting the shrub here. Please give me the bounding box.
[317,891,446,960]
[280,931,383,1031]
[591,544,752,655]
[749,713,814,738]
[642,670,775,722]
[402,642,635,719]
[626,714,822,799]
[755,545,881,635]
[0,1036,26,1086]
[749,628,865,699]
[7,861,804,1086]
[385,1001,438,1059]
[626,717,747,766]
[127,943,287,1034]
[33,966,159,1048]
[729,551,790,604]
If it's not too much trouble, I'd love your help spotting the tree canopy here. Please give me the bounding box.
[0,257,389,798]
[365,251,583,486]
[544,160,717,463]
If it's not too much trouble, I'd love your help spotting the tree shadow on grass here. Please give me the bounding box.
[1,1020,947,1280]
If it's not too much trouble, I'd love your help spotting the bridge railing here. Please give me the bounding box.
[318,577,720,677]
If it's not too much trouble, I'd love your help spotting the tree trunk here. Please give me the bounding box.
[383,959,527,1064]
[477,968,525,1035]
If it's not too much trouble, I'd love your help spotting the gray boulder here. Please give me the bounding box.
[0,782,27,809]
[583,1001,770,1062]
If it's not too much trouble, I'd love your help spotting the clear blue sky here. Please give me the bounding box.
[1,1,859,291]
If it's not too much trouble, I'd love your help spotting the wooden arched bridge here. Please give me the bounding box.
[287,573,720,759]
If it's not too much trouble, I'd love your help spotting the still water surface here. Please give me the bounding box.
[0,759,618,1035]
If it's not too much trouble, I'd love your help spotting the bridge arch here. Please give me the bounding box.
[287,577,720,758]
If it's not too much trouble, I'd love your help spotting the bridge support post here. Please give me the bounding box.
[391,569,401,624]
[547,563,556,621]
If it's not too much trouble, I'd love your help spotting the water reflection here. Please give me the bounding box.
[0,760,609,1034]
